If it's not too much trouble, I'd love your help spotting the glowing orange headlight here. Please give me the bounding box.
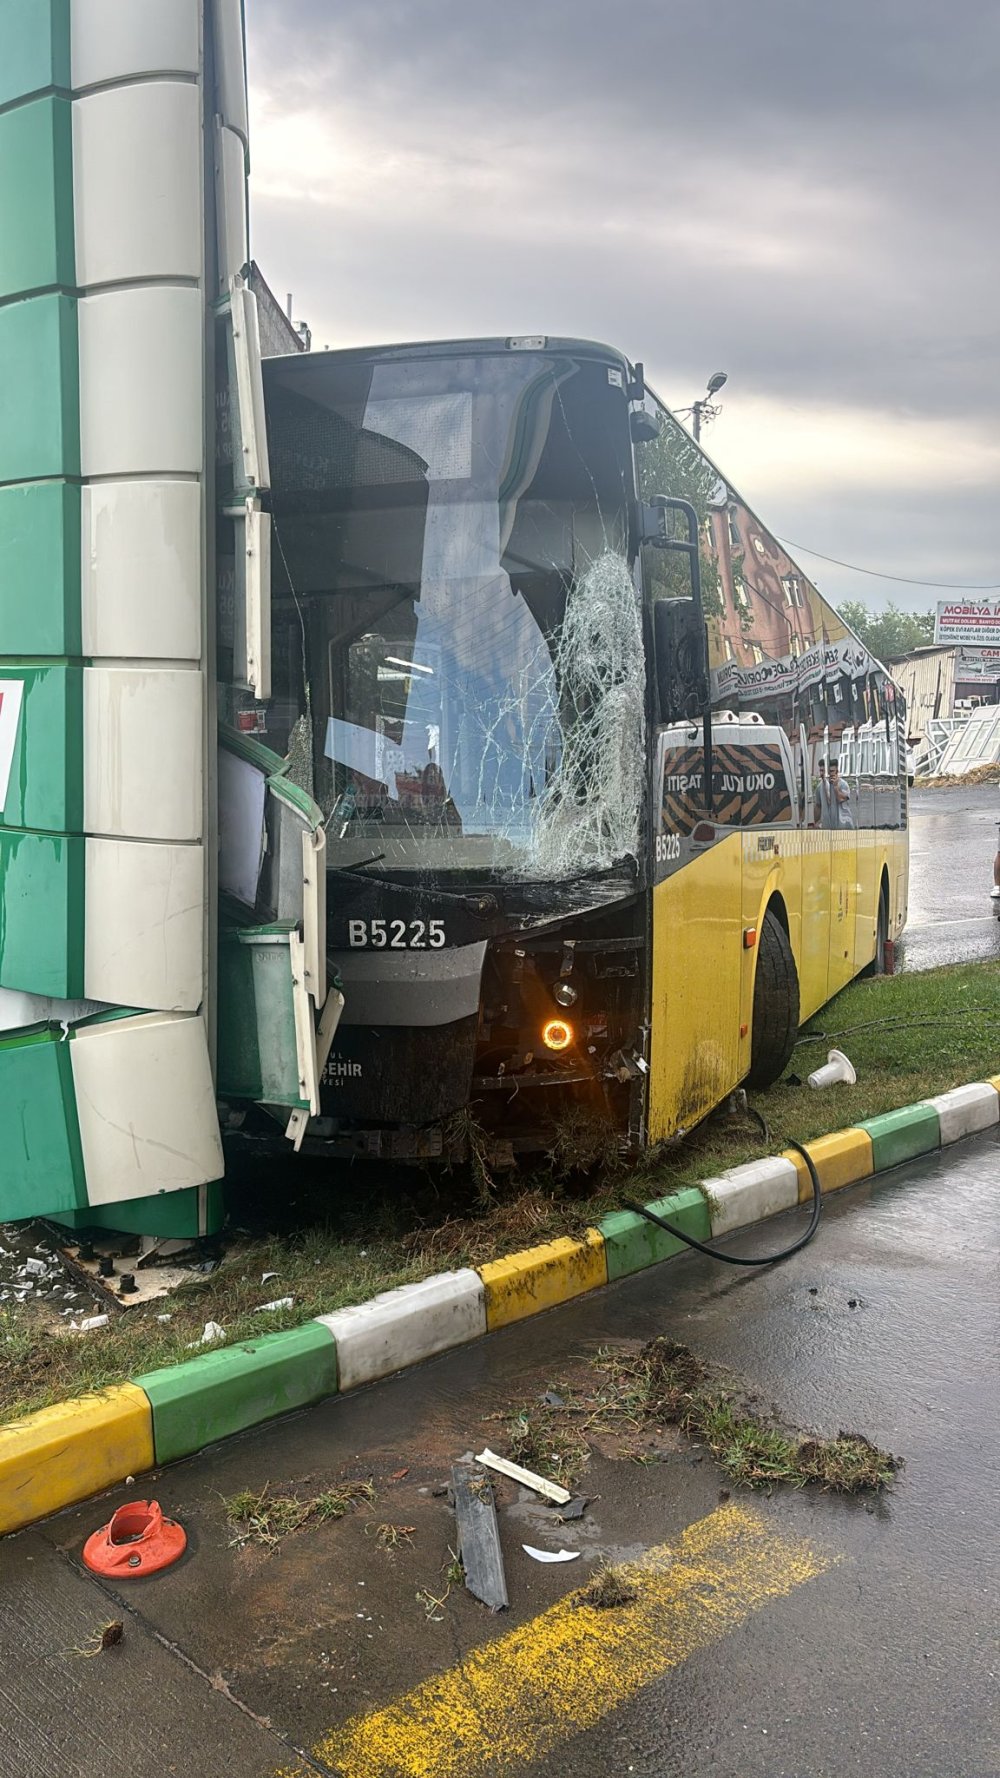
[542,1018,573,1052]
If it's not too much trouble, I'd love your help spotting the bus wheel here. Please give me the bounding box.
[863,890,889,977]
[746,909,800,1089]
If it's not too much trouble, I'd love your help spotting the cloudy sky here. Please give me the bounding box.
[246,0,999,616]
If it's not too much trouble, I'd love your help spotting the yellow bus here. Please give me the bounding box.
[234,335,908,1163]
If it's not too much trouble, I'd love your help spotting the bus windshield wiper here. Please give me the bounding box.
[328,853,386,874]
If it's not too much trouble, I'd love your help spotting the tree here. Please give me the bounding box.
[837,599,935,662]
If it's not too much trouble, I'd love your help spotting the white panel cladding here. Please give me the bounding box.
[83,667,204,842]
[78,287,203,476]
[70,0,201,88]
[0,989,108,1032]
[71,1012,223,1204]
[82,480,202,661]
[212,0,249,144]
[85,839,204,1011]
[73,83,202,286]
[215,122,249,294]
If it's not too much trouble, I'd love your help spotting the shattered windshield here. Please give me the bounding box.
[263,347,643,880]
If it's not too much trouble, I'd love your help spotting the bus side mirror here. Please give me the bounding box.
[653,598,709,724]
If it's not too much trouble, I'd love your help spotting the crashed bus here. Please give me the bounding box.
[224,335,909,1166]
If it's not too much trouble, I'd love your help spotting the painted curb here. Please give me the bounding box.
[136,1323,340,1468]
[3,1077,999,1536]
[701,1156,799,1237]
[315,1270,486,1390]
[0,1383,153,1536]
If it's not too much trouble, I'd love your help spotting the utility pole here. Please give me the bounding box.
[689,371,728,443]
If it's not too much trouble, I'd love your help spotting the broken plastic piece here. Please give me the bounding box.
[83,1500,186,1578]
[521,1545,581,1564]
[808,1047,856,1089]
[254,1296,293,1312]
[186,1320,225,1347]
[556,1496,589,1522]
[474,1448,571,1506]
[77,1313,109,1333]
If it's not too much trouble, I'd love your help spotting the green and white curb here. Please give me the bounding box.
[2,1075,997,1536]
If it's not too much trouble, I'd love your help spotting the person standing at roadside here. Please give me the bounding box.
[829,758,854,828]
[814,759,831,827]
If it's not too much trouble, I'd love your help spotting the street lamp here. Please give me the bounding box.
[691,371,728,443]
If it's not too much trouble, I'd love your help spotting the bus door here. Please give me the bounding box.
[648,722,744,1141]
[798,726,830,1017]
[828,699,858,994]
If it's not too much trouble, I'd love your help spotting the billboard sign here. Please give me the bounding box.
[953,648,1000,683]
[935,600,1000,647]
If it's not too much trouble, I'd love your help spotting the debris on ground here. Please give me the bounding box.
[223,1478,375,1549]
[69,1619,125,1658]
[587,1339,899,1492]
[451,1464,508,1611]
[254,1297,294,1313]
[555,1496,590,1522]
[504,1405,589,1493]
[575,1563,637,1610]
[495,1339,899,1497]
[187,1320,225,1348]
[475,1447,571,1506]
[416,1549,464,1621]
[83,1500,187,1577]
[521,1545,580,1564]
[371,1522,416,1552]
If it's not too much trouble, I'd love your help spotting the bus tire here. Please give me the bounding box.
[746,909,800,1089]
[863,886,889,978]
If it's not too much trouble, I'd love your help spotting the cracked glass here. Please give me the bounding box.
[263,347,644,880]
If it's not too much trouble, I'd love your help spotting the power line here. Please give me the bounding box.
[776,537,1000,592]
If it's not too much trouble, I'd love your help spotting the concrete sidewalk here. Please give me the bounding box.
[3,1130,999,1778]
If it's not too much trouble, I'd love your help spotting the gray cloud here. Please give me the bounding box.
[246,0,999,607]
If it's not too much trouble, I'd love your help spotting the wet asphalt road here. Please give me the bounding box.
[901,784,1000,970]
[3,1133,999,1778]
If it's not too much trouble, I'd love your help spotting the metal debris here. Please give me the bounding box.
[555,1496,589,1522]
[451,1465,508,1612]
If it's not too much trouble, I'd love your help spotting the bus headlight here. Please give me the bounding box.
[542,1019,574,1052]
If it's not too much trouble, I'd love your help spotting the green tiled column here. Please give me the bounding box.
[0,483,81,657]
[0,664,83,832]
[0,832,85,996]
[0,8,84,1011]
[0,1028,86,1219]
[0,96,74,298]
[0,294,79,482]
[0,0,70,111]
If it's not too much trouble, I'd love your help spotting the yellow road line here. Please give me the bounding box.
[281,1501,835,1778]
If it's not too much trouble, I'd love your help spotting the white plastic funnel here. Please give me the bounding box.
[808,1048,857,1090]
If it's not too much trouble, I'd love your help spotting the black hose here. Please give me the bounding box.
[620,1136,822,1268]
